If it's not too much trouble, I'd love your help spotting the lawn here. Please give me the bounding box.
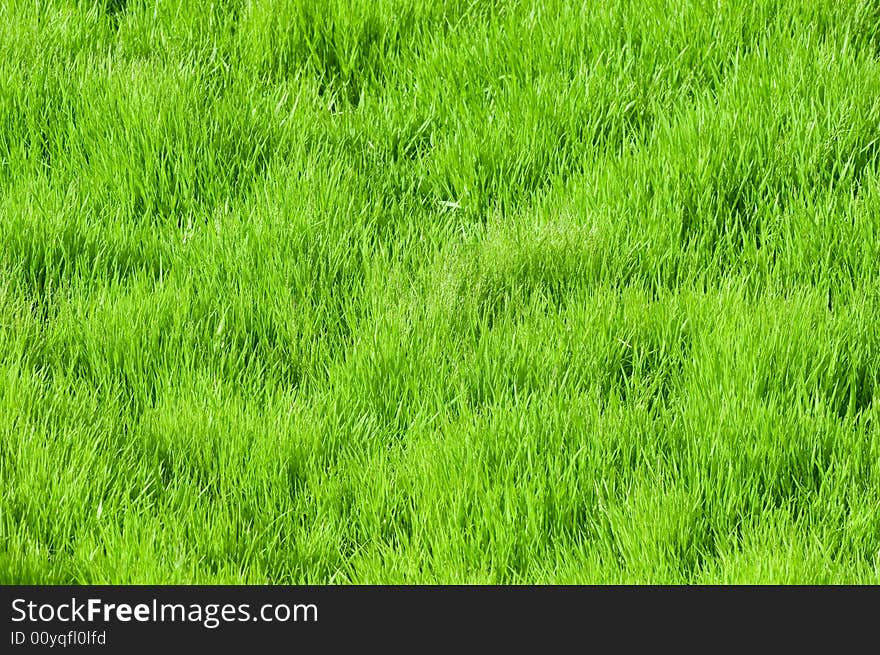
[1,0,879,583]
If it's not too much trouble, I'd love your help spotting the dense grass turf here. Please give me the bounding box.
[1,0,879,583]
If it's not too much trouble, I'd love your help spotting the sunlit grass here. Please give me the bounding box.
[1,0,879,583]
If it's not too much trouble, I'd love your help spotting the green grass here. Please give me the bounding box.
[1,0,879,584]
